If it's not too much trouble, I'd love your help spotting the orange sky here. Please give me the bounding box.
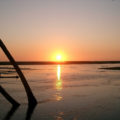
[0,0,120,61]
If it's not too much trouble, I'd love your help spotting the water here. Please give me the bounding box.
[0,64,120,120]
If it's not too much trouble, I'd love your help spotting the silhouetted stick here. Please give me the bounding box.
[0,85,20,106]
[0,39,37,105]
[3,104,19,120]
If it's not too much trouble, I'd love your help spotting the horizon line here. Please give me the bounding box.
[0,61,120,65]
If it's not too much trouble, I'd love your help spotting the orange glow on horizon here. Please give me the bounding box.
[52,52,66,61]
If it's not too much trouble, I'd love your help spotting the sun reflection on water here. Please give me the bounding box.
[55,65,63,101]
[55,112,64,120]
[56,65,62,91]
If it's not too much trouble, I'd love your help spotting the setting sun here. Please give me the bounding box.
[56,55,62,61]
[51,52,66,61]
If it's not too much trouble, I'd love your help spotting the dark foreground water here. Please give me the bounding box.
[0,64,120,120]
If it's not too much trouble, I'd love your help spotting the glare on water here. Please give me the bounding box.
[56,65,62,91]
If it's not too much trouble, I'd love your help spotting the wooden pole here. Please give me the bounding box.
[0,39,37,105]
[0,85,20,106]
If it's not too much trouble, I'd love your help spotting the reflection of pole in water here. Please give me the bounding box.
[3,105,19,120]
[56,65,62,91]
[25,104,37,120]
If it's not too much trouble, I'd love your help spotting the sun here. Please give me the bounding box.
[56,54,62,61]
[52,52,66,61]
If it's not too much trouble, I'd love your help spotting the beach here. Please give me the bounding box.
[1,0,120,119]
[1,64,120,120]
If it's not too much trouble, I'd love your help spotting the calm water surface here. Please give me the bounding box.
[0,64,120,120]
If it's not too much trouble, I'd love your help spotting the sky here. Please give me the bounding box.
[0,0,120,61]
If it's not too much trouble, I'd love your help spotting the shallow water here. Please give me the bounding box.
[0,64,120,120]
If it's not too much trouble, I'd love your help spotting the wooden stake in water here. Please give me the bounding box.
[0,85,20,106]
[0,39,37,105]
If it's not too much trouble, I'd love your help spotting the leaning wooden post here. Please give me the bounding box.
[0,39,37,105]
[0,85,20,106]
